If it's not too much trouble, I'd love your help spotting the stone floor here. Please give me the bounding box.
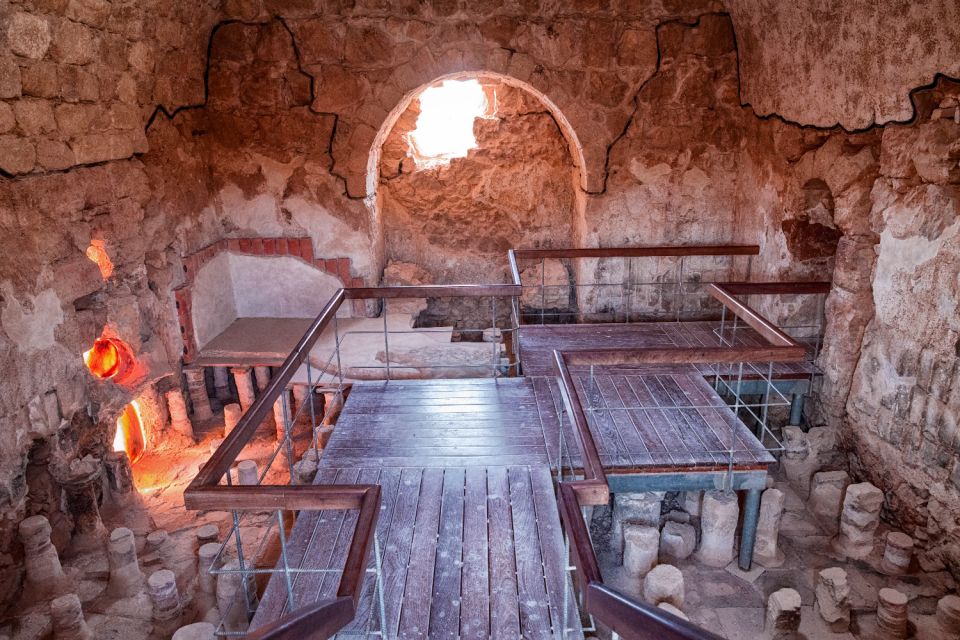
[593,468,958,639]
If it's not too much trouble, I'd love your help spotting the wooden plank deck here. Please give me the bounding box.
[321,379,549,468]
[251,465,580,639]
[518,321,820,378]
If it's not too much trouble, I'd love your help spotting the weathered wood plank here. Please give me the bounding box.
[429,468,466,636]
[461,467,490,639]
[509,467,553,639]
[487,467,521,639]
[398,467,445,637]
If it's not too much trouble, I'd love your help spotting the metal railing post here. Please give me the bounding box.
[382,297,391,380]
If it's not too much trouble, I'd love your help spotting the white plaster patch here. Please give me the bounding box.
[628,160,672,185]
[0,283,64,352]
[285,195,375,276]
[191,252,237,349]
[219,186,286,236]
[873,219,959,314]
[229,253,343,319]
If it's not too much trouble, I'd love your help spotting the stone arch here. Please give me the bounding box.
[364,71,589,280]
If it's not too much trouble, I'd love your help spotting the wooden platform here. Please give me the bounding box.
[533,372,775,471]
[321,379,549,468]
[519,321,819,379]
[252,466,580,639]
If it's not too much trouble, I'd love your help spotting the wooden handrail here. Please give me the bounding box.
[715,281,831,296]
[511,245,760,259]
[707,284,801,348]
[184,284,523,639]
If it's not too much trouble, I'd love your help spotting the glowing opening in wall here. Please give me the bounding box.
[85,239,114,279]
[407,79,490,168]
[114,401,147,464]
[84,337,132,380]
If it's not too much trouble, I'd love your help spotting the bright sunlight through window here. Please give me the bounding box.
[408,79,489,169]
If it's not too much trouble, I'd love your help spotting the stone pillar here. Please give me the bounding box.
[184,368,213,421]
[196,524,219,547]
[237,460,258,486]
[623,524,659,578]
[57,457,105,551]
[19,515,67,598]
[696,491,738,568]
[274,390,290,442]
[147,529,176,571]
[50,593,93,640]
[198,542,221,595]
[781,426,814,496]
[659,521,696,563]
[753,488,785,568]
[231,367,256,412]
[764,588,801,639]
[809,470,850,529]
[880,531,914,575]
[166,388,194,439]
[642,564,684,609]
[814,567,850,632]
[611,492,663,554]
[876,588,909,638]
[254,366,271,393]
[223,403,242,437]
[322,391,343,426]
[292,385,310,423]
[682,491,702,518]
[103,451,136,502]
[316,425,334,449]
[107,527,143,598]
[217,560,253,633]
[293,449,319,485]
[936,595,960,636]
[833,482,883,559]
[173,623,216,640]
[213,367,232,402]
[148,569,182,632]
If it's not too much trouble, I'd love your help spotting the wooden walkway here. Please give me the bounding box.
[252,379,579,638]
[519,321,819,379]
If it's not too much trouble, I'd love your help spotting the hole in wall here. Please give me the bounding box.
[85,239,114,279]
[83,335,133,381]
[783,178,843,261]
[406,79,492,169]
[114,401,146,464]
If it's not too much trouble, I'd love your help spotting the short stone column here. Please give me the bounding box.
[107,527,143,598]
[173,623,216,640]
[231,367,257,412]
[623,524,659,578]
[50,593,93,640]
[642,564,684,609]
[213,367,232,402]
[833,482,883,559]
[658,602,688,620]
[612,492,663,554]
[322,391,343,426]
[764,588,801,639]
[254,366,271,393]
[814,567,850,632]
[876,588,909,638]
[237,460,259,485]
[146,529,176,571]
[293,449,319,485]
[196,524,219,547]
[166,388,194,439]
[809,470,850,529]
[148,569,182,632]
[753,488,785,568]
[218,560,254,633]
[273,390,291,442]
[223,403,242,437]
[682,491,702,518]
[56,457,106,552]
[781,427,814,496]
[103,450,136,502]
[292,385,310,423]
[184,368,214,421]
[880,531,914,575]
[198,542,221,595]
[936,594,960,635]
[19,515,67,599]
[696,491,739,567]
[659,521,696,562]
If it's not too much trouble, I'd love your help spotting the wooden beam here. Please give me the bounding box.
[716,281,831,296]
[585,584,725,640]
[243,596,355,640]
[553,351,607,490]
[561,345,807,366]
[345,284,520,299]
[511,245,760,259]
[183,483,370,512]
[707,284,801,348]
[337,485,381,606]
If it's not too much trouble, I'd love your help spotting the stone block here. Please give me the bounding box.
[765,588,801,639]
[814,567,850,632]
[659,521,696,562]
[612,491,663,554]
[808,470,849,528]
[7,12,52,59]
[642,564,684,609]
[696,490,738,568]
[623,524,659,578]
